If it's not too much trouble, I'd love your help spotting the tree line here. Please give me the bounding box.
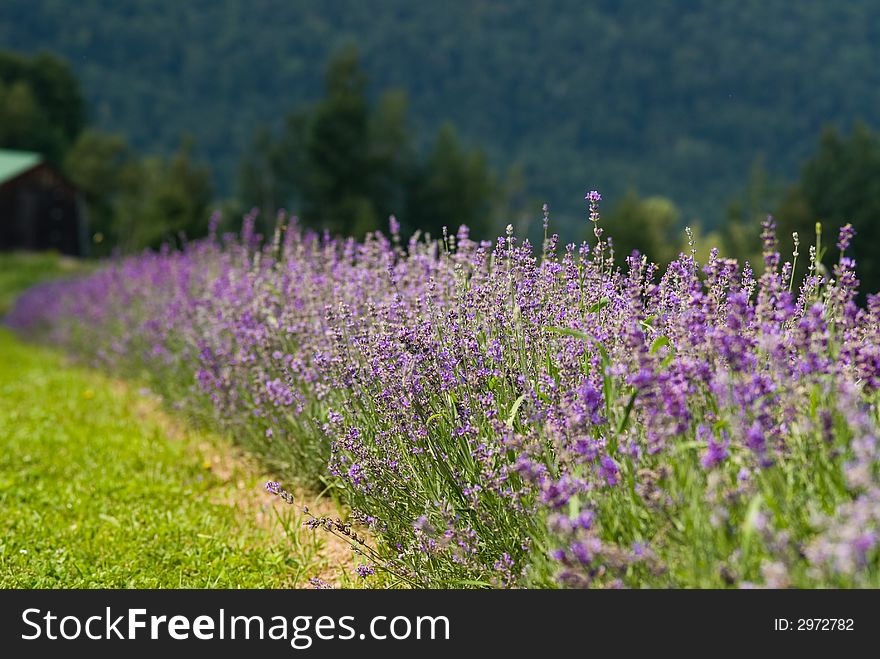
[2,48,879,294]
[1,51,211,255]
[235,46,506,241]
[1,48,509,253]
[5,0,880,228]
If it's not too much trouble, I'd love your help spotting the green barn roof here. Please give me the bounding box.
[0,149,42,185]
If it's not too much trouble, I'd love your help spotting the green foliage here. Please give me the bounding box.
[240,49,500,238]
[0,51,85,162]
[0,79,62,160]
[64,131,212,255]
[237,125,286,233]
[407,123,498,240]
[303,47,381,235]
[5,1,880,227]
[597,190,682,265]
[776,122,880,293]
[115,140,213,251]
[367,89,414,225]
[723,158,784,267]
[0,328,339,587]
[0,49,214,255]
[63,129,134,248]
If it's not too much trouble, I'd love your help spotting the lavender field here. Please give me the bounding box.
[8,198,880,589]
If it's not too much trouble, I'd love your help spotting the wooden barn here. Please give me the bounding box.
[0,149,87,256]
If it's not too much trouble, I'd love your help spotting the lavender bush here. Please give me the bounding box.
[9,199,880,588]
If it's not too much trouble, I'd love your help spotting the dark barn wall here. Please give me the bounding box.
[0,165,84,256]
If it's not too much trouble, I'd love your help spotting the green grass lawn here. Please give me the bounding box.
[0,327,351,587]
[0,251,95,316]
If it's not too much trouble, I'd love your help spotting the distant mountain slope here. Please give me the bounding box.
[3,0,879,230]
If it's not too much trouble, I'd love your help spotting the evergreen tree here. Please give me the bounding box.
[239,48,501,240]
[0,51,85,161]
[776,122,880,294]
[63,130,133,251]
[597,189,681,265]
[303,46,375,235]
[405,123,497,240]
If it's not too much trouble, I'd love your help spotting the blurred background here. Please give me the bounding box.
[1,0,879,293]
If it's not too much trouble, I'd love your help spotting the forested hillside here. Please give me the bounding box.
[2,1,879,229]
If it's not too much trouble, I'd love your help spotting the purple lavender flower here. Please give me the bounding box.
[388,214,401,237]
[586,190,602,229]
[599,455,619,486]
[698,426,728,470]
[837,223,855,252]
[11,196,880,589]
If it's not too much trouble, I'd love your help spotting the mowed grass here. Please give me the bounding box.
[0,327,352,587]
[0,251,95,316]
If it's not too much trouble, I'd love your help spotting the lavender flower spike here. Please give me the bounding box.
[837,223,856,252]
